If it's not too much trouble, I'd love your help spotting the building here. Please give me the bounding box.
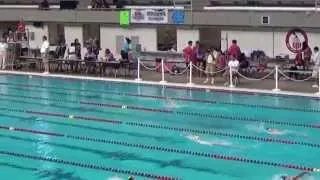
[0,0,319,58]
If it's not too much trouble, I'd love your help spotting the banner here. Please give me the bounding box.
[131,9,168,24]
[119,10,130,26]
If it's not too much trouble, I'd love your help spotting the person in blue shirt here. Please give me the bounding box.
[121,37,132,61]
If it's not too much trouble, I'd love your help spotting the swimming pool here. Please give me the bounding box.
[0,74,319,180]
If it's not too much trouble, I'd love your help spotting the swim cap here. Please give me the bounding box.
[128,176,134,180]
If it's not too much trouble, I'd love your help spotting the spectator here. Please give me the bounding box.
[74,38,81,59]
[7,29,14,43]
[312,46,320,88]
[85,47,97,73]
[121,37,132,61]
[203,48,216,85]
[224,55,239,86]
[21,35,29,56]
[17,18,26,41]
[40,36,49,74]
[17,19,25,33]
[55,39,66,59]
[40,0,49,10]
[101,49,115,62]
[92,41,100,59]
[302,41,312,69]
[289,52,303,79]
[0,37,8,70]
[216,50,226,71]
[63,42,78,72]
[193,41,205,68]
[239,53,249,70]
[183,41,193,67]
[228,40,241,60]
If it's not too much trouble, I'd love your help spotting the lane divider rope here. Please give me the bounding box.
[0,92,319,130]
[0,150,178,180]
[1,82,320,113]
[0,108,320,148]
[79,102,320,130]
[1,125,319,173]
[125,122,320,148]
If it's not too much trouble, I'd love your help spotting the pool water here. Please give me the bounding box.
[0,74,319,180]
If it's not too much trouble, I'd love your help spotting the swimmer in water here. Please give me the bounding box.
[128,176,134,180]
[280,172,311,180]
[186,134,232,147]
[265,127,285,135]
[165,98,178,108]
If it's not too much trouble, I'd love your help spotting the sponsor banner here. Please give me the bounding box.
[131,9,168,24]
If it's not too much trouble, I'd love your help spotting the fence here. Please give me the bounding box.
[2,56,320,96]
[135,58,320,96]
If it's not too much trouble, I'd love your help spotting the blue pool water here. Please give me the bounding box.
[0,74,319,180]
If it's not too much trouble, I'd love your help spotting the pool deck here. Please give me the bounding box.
[1,69,319,99]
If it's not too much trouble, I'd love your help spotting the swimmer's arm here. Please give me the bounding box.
[295,172,311,178]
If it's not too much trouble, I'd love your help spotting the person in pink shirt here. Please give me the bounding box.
[228,40,241,60]
[183,41,193,67]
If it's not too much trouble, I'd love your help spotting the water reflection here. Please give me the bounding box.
[0,162,85,180]
[0,134,240,178]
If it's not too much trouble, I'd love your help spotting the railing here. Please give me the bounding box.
[134,58,320,95]
[2,56,320,96]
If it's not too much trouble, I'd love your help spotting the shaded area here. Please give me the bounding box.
[0,162,37,172]
[0,162,85,180]
[36,168,86,180]
[0,134,242,178]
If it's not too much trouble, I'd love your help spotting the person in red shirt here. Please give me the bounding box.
[228,40,241,60]
[183,41,193,67]
[17,19,26,41]
[17,19,25,33]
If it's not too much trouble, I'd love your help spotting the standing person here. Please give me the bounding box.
[216,50,226,71]
[194,41,205,74]
[121,37,131,61]
[224,55,239,86]
[228,40,241,60]
[302,41,312,70]
[312,46,320,88]
[7,29,14,43]
[74,38,81,59]
[183,41,193,67]
[0,38,8,69]
[194,41,204,65]
[40,36,49,74]
[17,18,25,41]
[204,48,217,85]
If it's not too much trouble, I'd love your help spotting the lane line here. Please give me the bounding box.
[0,93,318,130]
[0,109,319,148]
[1,125,319,172]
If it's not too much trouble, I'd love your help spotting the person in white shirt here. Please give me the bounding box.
[0,38,8,69]
[312,46,320,88]
[40,36,49,74]
[224,55,239,86]
[204,48,217,85]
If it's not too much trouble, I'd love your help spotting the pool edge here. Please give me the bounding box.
[0,70,319,99]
